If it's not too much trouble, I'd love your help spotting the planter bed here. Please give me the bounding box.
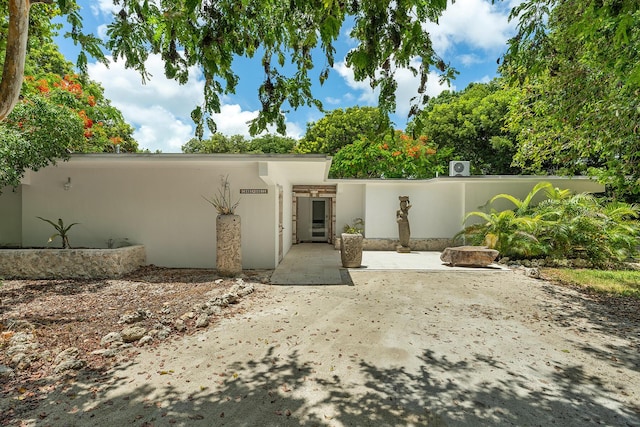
[0,245,146,279]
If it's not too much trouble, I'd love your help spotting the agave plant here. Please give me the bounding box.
[36,217,79,249]
[203,175,240,215]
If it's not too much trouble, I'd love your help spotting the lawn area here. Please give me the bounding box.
[543,268,640,299]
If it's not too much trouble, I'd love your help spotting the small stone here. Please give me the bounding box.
[101,332,123,347]
[54,347,81,364]
[102,349,119,358]
[231,283,255,297]
[572,258,590,268]
[0,365,15,378]
[174,319,186,332]
[156,328,172,340]
[180,311,196,320]
[54,359,85,373]
[195,314,209,328]
[204,306,223,316]
[138,336,153,346]
[53,347,85,373]
[121,326,146,343]
[10,353,28,369]
[524,267,541,279]
[119,309,151,324]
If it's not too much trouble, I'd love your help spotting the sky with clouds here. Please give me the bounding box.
[56,0,520,153]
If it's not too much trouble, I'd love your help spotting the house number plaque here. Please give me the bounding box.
[240,189,268,194]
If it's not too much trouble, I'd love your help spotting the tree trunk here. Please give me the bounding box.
[0,0,52,121]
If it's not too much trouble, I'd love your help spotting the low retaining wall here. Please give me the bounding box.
[0,245,146,279]
[335,238,453,251]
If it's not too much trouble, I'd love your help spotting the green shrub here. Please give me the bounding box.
[458,182,640,267]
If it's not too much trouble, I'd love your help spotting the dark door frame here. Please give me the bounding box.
[292,185,336,244]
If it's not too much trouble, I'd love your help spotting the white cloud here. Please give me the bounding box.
[459,53,483,66]
[131,107,194,152]
[394,64,455,116]
[425,0,516,55]
[96,24,109,40]
[325,96,342,105]
[87,55,205,152]
[87,54,303,152]
[333,59,453,117]
[333,61,378,106]
[90,0,119,16]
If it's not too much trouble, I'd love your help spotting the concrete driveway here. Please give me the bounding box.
[20,267,640,426]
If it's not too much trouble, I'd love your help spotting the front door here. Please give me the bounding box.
[311,199,328,242]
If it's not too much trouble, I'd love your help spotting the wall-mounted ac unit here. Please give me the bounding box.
[449,161,470,177]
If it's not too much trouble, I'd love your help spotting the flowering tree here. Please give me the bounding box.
[329,131,453,179]
[0,4,136,189]
[20,73,137,153]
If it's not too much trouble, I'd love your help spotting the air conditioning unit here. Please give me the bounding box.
[449,161,470,176]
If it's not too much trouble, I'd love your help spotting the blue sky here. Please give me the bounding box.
[55,0,520,153]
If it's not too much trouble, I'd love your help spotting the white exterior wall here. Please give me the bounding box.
[335,184,365,235]
[19,157,277,268]
[360,181,463,239]
[0,186,22,246]
[333,177,605,241]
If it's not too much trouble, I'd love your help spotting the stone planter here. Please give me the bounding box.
[216,214,242,277]
[340,233,363,268]
[0,245,146,279]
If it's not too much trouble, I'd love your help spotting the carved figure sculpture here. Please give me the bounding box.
[396,196,411,253]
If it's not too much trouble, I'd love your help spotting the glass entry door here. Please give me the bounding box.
[311,199,328,241]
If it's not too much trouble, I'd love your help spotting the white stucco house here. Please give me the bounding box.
[0,154,604,269]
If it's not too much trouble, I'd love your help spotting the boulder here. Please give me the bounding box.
[440,246,499,267]
[121,326,147,343]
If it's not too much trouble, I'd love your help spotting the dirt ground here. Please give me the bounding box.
[1,267,640,426]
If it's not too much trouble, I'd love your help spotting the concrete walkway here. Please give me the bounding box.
[269,243,508,285]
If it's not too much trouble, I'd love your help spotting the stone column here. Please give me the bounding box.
[216,214,242,277]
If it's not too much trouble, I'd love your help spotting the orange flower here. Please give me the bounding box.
[37,79,49,93]
[392,151,402,157]
[382,143,389,150]
[87,95,96,107]
[425,148,436,155]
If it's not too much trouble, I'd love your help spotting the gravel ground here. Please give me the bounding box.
[1,267,640,426]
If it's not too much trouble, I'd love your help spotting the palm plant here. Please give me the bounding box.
[36,217,79,249]
[487,181,554,215]
[520,193,638,266]
[459,209,547,258]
